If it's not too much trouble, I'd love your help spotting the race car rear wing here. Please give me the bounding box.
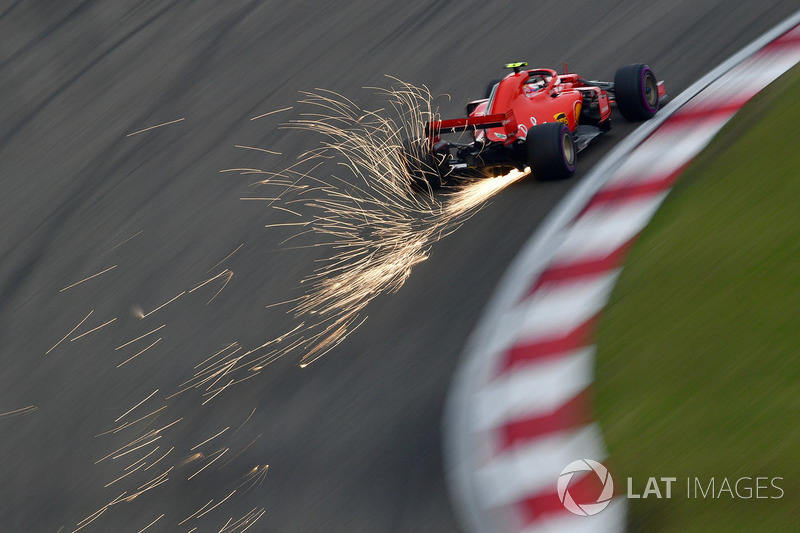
[425,111,519,143]
[425,112,510,136]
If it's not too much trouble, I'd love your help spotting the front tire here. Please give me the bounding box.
[526,123,576,181]
[614,63,659,121]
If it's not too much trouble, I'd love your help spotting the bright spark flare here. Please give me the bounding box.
[59,265,118,292]
[191,426,230,451]
[140,291,185,319]
[115,324,166,350]
[136,513,164,532]
[233,78,527,369]
[250,106,293,121]
[0,405,38,419]
[70,317,117,341]
[114,389,159,422]
[117,338,162,367]
[63,77,526,533]
[100,229,143,256]
[207,243,244,272]
[126,117,185,137]
[46,310,93,355]
[234,464,269,493]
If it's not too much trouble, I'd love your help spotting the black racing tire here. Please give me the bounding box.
[485,78,503,99]
[526,122,576,181]
[614,63,660,121]
[401,138,442,192]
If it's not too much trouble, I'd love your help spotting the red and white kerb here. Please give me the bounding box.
[446,16,800,533]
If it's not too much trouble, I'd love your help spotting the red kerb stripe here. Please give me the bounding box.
[582,164,689,214]
[659,100,745,126]
[516,470,607,524]
[525,239,634,297]
[764,25,800,48]
[497,388,593,451]
[498,315,598,374]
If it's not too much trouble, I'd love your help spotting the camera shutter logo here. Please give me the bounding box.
[557,459,614,516]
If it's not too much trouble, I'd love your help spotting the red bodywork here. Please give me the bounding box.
[427,67,666,144]
[416,64,668,182]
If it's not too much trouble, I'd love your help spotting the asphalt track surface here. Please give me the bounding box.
[0,2,797,532]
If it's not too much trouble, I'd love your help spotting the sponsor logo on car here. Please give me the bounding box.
[599,95,610,115]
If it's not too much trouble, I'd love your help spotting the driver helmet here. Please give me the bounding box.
[527,75,547,92]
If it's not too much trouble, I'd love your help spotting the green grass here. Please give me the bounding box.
[595,65,800,532]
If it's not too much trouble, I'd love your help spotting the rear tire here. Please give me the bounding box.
[526,123,576,181]
[614,63,659,121]
[401,138,442,192]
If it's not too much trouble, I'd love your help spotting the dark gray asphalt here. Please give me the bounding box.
[0,2,797,531]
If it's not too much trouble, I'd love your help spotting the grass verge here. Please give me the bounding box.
[595,65,800,532]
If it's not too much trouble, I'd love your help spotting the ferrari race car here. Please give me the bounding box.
[403,62,666,189]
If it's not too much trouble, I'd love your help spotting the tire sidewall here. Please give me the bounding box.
[559,124,576,173]
[638,66,658,115]
[615,63,659,121]
[526,122,576,181]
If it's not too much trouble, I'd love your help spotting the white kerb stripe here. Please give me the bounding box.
[684,46,800,110]
[513,270,621,346]
[474,423,607,507]
[780,23,800,40]
[479,271,619,362]
[551,195,667,265]
[607,119,733,187]
[473,346,594,432]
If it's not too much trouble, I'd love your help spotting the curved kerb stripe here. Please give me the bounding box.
[444,11,800,533]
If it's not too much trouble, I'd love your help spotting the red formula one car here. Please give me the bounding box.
[403,62,666,189]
